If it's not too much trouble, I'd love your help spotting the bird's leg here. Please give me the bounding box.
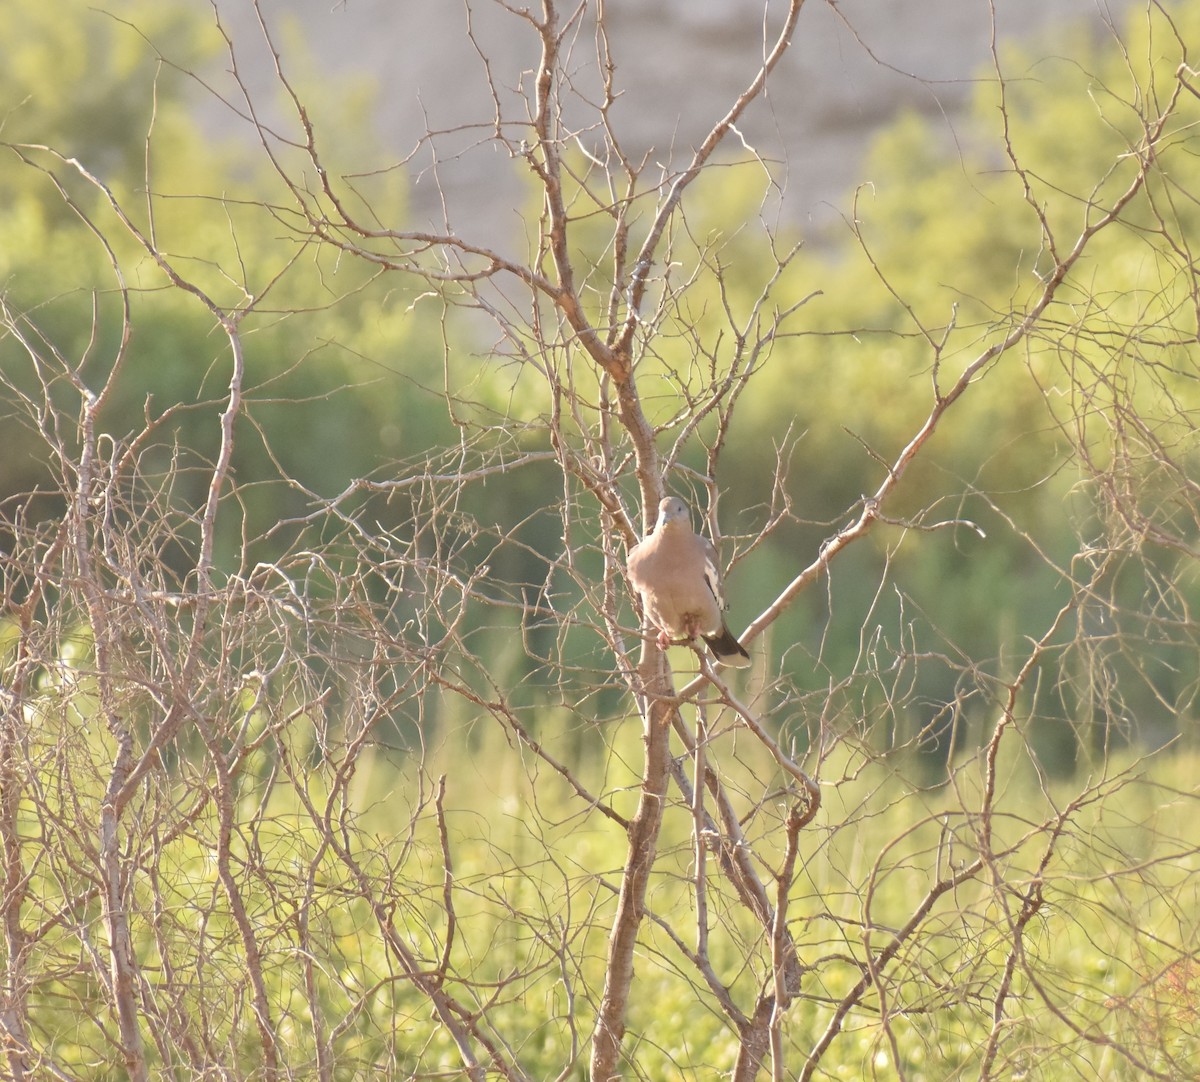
[656,617,698,649]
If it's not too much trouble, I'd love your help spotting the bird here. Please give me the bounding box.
[625,496,751,668]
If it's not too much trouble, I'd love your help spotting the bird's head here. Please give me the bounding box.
[655,496,690,531]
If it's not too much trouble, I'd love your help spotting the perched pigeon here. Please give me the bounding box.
[626,496,751,668]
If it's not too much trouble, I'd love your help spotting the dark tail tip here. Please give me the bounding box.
[703,628,751,668]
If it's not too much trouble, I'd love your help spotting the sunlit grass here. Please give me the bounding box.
[328,707,1200,1077]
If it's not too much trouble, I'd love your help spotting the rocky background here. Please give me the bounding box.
[213,0,1125,242]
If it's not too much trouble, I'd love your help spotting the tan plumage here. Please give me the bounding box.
[626,496,751,668]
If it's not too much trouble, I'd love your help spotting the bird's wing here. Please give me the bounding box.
[701,535,728,611]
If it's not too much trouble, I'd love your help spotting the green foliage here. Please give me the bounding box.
[0,0,452,570]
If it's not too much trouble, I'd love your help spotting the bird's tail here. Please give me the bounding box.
[703,627,751,668]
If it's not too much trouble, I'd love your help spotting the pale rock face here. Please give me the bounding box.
[210,0,1125,242]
